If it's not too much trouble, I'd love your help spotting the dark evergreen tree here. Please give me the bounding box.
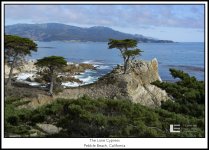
[108,39,143,73]
[35,56,67,95]
[5,35,37,86]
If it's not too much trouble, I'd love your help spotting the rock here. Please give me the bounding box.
[5,65,20,78]
[36,123,62,134]
[26,94,53,108]
[59,58,169,108]
[5,61,37,78]
[29,132,38,137]
[20,60,37,72]
[29,128,46,137]
[63,63,95,73]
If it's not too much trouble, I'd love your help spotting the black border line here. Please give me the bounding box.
[2,0,207,139]
[1,1,208,149]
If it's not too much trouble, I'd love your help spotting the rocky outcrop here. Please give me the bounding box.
[5,60,37,78]
[58,58,169,108]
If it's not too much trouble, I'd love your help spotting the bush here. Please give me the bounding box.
[7,116,19,126]
[152,69,205,117]
[36,97,204,137]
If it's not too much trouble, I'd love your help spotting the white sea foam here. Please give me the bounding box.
[85,69,97,73]
[80,76,96,83]
[62,82,81,87]
[28,82,41,86]
[73,74,81,79]
[67,62,74,65]
[62,75,98,87]
[14,59,106,88]
[15,72,41,87]
[82,60,104,65]
[82,60,112,70]
[93,64,100,67]
[97,65,111,70]
[92,64,112,70]
[15,73,34,80]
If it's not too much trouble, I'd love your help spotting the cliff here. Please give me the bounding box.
[56,58,169,108]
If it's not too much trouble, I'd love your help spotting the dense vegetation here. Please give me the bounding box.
[5,96,204,137]
[5,69,205,137]
[152,68,205,118]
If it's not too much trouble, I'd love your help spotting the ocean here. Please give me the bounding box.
[27,41,204,87]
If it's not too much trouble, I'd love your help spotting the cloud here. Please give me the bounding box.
[5,4,204,29]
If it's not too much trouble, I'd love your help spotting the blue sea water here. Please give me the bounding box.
[28,41,204,83]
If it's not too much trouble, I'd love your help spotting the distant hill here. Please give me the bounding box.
[5,23,174,43]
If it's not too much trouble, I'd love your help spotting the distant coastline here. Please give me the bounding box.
[5,23,174,43]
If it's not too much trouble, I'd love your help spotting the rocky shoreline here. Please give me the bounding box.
[5,58,169,108]
[5,60,97,87]
[56,58,169,108]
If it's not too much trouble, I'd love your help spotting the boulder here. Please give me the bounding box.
[36,123,62,134]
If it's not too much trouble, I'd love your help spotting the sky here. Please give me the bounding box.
[4,4,205,42]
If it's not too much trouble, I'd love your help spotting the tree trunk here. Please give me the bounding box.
[124,57,130,74]
[49,74,54,96]
[119,49,126,66]
[6,56,17,87]
[122,55,126,66]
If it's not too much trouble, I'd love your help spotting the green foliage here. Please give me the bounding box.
[108,39,138,49]
[35,56,67,94]
[5,98,33,136]
[108,39,143,73]
[123,49,142,57]
[35,56,67,69]
[5,35,37,56]
[152,68,204,118]
[5,35,37,86]
[5,96,204,137]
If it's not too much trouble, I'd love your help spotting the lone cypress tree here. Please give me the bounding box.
[35,56,67,95]
[5,35,37,86]
[108,39,143,73]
